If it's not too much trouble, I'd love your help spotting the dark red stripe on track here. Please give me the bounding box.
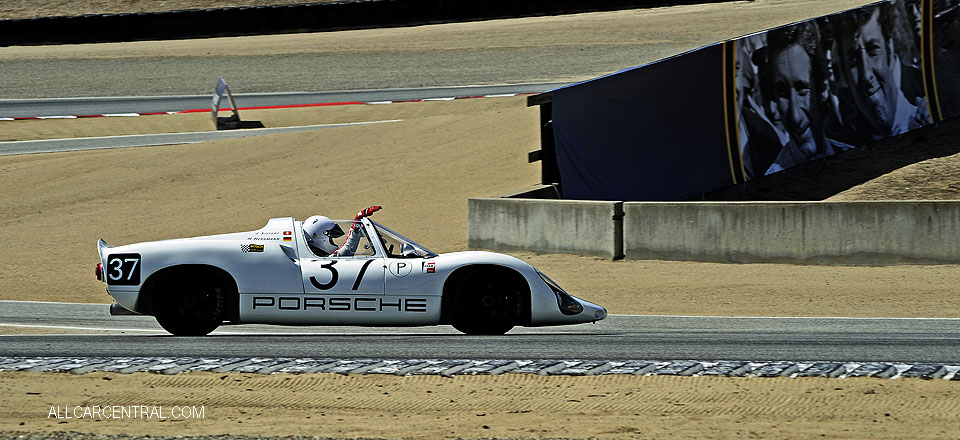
[2,92,537,121]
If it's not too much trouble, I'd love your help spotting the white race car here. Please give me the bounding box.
[95,214,606,335]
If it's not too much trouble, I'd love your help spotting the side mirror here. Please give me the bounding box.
[401,243,417,257]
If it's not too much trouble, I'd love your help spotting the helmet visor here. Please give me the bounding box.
[324,223,345,238]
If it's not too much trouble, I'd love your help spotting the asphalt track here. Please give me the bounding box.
[3,301,958,363]
[0,84,561,155]
[0,83,565,119]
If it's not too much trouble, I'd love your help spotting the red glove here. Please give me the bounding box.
[355,205,382,220]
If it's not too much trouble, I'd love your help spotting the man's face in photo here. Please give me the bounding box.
[771,43,815,152]
[906,0,922,36]
[840,8,898,135]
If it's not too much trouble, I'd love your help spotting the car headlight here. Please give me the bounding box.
[536,270,583,316]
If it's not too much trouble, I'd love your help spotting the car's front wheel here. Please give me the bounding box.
[451,269,521,335]
[154,270,226,336]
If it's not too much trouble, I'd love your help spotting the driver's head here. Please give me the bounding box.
[302,215,344,255]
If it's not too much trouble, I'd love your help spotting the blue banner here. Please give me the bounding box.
[551,44,733,201]
[548,0,945,201]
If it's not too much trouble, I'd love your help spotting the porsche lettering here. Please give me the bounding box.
[251,296,427,312]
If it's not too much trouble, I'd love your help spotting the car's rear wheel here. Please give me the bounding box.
[451,269,521,335]
[154,270,226,336]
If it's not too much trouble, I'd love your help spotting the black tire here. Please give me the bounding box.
[451,269,521,335]
[153,270,226,336]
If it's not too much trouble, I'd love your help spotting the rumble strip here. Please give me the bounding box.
[0,357,957,379]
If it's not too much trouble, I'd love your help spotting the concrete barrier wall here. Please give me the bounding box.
[468,198,622,259]
[623,201,960,264]
[469,199,960,264]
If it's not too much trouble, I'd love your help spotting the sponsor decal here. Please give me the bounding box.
[422,261,436,273]
[241,243,265,253]
[246,231,283,241]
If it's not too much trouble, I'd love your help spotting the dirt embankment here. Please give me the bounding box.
[0,1,339,20]
[3,98,960,318]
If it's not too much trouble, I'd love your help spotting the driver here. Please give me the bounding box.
[302,206,381,257]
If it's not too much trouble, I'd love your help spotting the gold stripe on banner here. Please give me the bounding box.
[919,0,933,122]
[721,41,738,185]
[926,0,943,121]
[730,42,746,182]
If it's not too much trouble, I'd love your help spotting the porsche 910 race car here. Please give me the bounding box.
[95,215,606,335]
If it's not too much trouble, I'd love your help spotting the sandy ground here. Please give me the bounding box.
[828,150,960,201]
[1,372,959,440]
[3,99,960,319]
[0,102,958,440]
[0,98,539,304]
[1,2,959,439]
[2,98,957,440]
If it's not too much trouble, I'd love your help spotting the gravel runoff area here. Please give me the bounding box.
[4,99,960,319]
[3,371,959,439]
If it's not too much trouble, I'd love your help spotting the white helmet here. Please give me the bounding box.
[302,215,344,255]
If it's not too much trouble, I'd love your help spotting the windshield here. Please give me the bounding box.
[370,221,438,258]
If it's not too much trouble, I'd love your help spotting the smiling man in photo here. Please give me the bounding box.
[835,2,930,139]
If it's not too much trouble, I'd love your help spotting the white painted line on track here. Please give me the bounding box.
[0,323,456,336]
[0,299,109,306]
[0,322,319,335]
[609,313,960,321]
[0,323,161,333]
[2,302,955,321]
